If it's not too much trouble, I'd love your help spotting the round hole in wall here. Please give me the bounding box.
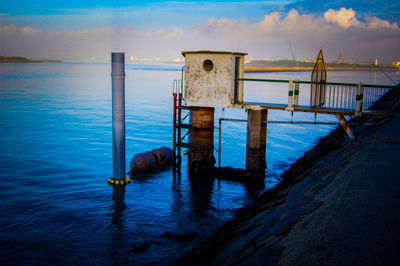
[203,59,214,72]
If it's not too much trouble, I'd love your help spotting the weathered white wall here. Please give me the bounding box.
[184,53,242,108]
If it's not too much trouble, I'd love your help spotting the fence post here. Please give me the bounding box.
[355,83,364,116]
[294,79,300,106]
[287,80,294,111]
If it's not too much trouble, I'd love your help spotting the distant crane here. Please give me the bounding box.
[288,40,296,61]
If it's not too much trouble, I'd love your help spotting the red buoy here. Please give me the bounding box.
[130,147,173,173]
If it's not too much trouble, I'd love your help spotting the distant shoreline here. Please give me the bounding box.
[244,66,400,73]
[0,59,62,63]
[0,56,61,63]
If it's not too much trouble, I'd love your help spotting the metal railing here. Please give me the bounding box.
[237,78,395,115]
[323,85,356,110]
[363,85,391,110]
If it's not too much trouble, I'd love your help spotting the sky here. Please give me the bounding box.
[0,0,399,63]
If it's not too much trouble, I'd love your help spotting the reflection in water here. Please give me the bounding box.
[171,168,184,217]
[172,162,215,215]
[173,164,266,218]
[111,186,126,227]
[173,162,265,216]
[188,174,215,214]
[109,186,126,265]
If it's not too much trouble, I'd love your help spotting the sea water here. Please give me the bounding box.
[0,62,398,264]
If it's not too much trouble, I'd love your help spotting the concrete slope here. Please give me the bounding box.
[176,92,400,265]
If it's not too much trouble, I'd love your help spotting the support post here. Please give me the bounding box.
[355,83,364,116]
[335,113,355,139]
[189,107,215,174]
[260,109,268,168]
[112,52,125,181]
[246,109,267,178]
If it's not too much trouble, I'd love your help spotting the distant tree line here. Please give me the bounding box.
[0,56,61,63]
[0,56,29,61]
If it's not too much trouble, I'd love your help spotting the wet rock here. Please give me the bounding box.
[131,243,150,253]
[161,232,199,242]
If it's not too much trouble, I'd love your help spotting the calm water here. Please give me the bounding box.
[0,62,398,264]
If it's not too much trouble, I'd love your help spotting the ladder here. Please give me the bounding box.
[172,79,191,167]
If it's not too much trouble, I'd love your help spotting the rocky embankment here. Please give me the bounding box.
[176,86,400,265]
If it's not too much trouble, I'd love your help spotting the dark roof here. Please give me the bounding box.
[182,50,247,56]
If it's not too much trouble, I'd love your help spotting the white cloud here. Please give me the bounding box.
[322,7,398,30]
[365,16,399,29]
[257,12,281,32]
[324,8,360,28]
[166,27,185,38]
[0,23,17,36]
[21,26,42,35]
[0,8,399,63]
[280,9,322,32]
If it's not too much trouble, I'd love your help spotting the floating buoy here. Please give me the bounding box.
[130,147,173,173]
[108,177,131,185]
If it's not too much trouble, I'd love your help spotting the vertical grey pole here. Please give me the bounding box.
[112,53,125,180]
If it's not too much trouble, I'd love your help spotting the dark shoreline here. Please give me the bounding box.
[175,85,400,265]
[0,60,62,63]
[0,56,61,63]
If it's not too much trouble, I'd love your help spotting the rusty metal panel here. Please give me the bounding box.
[183,51,245,108]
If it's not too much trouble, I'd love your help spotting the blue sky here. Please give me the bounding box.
[1,0,399,30]
[0,1,399,63]
[0,1,291,30]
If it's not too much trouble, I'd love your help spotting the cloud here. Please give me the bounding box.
[0,8,399,64]
[321,7,398,29]
[21,26,42,35]
[257,12,281,32]
[365,16,399,29]
[283,0,400,25]
[0,23,17,36]
[324,8,360,28]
